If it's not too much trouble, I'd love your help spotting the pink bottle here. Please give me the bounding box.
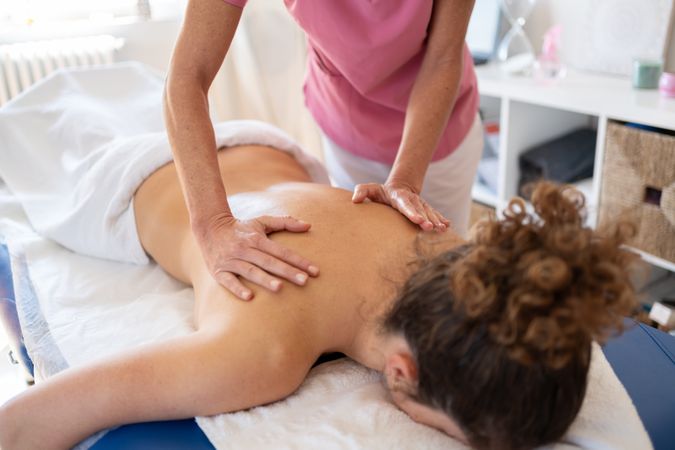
[660,73,675,98]
[534,25,566,83]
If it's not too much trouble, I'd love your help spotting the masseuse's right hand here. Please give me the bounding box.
[196,213,319,300]
[164,1,318,300]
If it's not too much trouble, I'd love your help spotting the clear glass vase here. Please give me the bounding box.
[497,0,538,75]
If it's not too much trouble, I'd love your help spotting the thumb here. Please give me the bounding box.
[258,215,311,233]
[352,184,369,203]
[353,184,386,204]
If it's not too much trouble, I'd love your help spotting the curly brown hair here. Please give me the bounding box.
[384,182,638,450]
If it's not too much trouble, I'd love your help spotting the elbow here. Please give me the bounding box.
[426,40,466,73]
[166,63,210,98]
[162,69,209,126]
[434,49,465,78]
[162,71,194,131]
[163,70,186,114]
[162,74,177,127]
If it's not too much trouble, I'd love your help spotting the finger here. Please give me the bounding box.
[246,248,311,285]
[256,237,319,277]
[439,214,451,227]
[418,199,442,229]
[393,195,427,226]
[411,197,434,231]
[423,202,445,231]
[433,209,451,231]
[353,184,385,204]
[232,261,287,292]
[402,193,433,230]
[214,271,254,301]
[425,204,450,229]
[258,215,311,234]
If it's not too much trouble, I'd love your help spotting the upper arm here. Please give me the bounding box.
[169,0,244,90]
[425,0,476,66]
[2,329,312,449]
[189,329,313,415]
[112,329,312,420]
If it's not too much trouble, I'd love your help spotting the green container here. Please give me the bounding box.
[633,59,663,89]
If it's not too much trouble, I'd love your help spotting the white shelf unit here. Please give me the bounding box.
[473,64,675,273]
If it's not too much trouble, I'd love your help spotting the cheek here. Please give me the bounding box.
[393,397,467,443]
[442,418,468,443]
[389,389,410,409]
[392,396,432,426]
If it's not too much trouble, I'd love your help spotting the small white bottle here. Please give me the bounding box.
[533,25,566,84]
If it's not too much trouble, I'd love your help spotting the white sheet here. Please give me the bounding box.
[0,63,329,266]
[0,63,652,450]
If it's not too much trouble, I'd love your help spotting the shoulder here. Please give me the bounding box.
[203,325,316,408]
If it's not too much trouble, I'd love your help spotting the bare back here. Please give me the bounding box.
[134,146,462,363]
[0,147,465,450]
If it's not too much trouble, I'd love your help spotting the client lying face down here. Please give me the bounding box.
[0,144,636,450]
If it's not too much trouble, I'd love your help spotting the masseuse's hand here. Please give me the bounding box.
[352,181,449,232]
[197,213,319,300]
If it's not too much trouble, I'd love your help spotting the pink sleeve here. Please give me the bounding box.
[222,0,247,7]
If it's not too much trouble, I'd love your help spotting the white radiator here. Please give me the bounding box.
[0,35,124,106]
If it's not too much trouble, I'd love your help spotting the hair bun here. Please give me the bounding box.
[453,182,637,369]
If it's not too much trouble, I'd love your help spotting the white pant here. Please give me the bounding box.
[321,115,484,237]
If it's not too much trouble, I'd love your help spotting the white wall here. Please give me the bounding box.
[0,8,323,157]
[115,19,180,72]
[525,0,675,71]
[524,0,582,51]
[0,18,181,72]
[665,10,675,71]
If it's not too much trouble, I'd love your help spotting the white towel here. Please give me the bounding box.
[0,64,652,450]
[196,358,456,450]
[0,186,653,449]
[0,62,329,266]
[195,343,652,450]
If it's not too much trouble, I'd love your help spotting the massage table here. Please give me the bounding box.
[1,242,674,449]
[0,63,672,449]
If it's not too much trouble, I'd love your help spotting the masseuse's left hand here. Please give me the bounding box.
[352,181,449,232]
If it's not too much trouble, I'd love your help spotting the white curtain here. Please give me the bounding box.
[209,1,323,161]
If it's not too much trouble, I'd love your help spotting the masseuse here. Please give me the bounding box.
[164,0,481,299]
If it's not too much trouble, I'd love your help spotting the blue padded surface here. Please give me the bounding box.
[0,243,13,299]
[90,420,213,450]
[603,321,675,450]
[0,243,34,376]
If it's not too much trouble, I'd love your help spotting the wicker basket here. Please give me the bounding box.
[598,122,675,263]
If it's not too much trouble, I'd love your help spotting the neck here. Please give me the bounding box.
[341,315,405,373]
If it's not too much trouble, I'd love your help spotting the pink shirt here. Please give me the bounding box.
[224,0,478,164]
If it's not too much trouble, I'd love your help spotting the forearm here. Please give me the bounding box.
[0,334,206,449]
[391,57,464,191]
[164,74,230,233]
[390,0,475,192]
[162,0,242,234]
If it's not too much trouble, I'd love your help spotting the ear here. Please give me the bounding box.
[384,352,418,394]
